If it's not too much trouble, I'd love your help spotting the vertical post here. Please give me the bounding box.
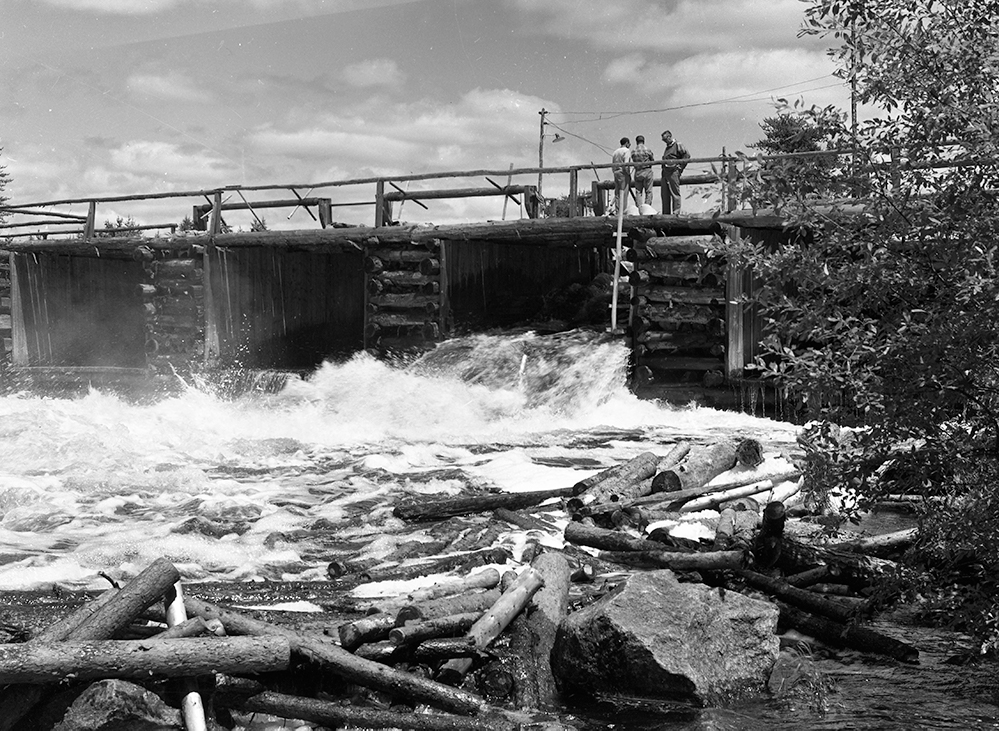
[591,181,604,217]
[9,252,27,366]
[83,201,96,240]
[538,108,547,198]
[725,155,737,212]
[568,168,579,218]
[524,186,540,219]
[318,199,332,229]
[209,191,223,235]
[609,187,627,334]
[725,226,745,379]
[375,180,390,227]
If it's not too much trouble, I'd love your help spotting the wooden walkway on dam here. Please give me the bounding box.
[0,155,799,402]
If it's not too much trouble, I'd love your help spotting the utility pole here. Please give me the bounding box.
[538,108,547,198]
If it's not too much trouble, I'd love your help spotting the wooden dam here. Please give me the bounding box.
[0,158,790,405]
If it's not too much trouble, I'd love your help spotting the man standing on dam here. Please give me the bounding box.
[660,130,690,214]
[609,137,632,216]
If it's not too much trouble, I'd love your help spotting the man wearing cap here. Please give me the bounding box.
[631,135,656,207]
[660,130,690,214]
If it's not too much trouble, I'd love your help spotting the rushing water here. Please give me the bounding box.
[0,330,996,730]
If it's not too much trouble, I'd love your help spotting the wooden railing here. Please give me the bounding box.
[1,148,990,241]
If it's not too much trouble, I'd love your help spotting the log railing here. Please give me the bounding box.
[0,148,992,242]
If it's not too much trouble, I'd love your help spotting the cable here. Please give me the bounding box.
[552,75,844,122]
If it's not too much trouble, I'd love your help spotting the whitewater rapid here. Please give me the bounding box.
[0,331,799,591]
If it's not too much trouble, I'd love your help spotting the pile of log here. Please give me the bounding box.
[364,238,448,354]
[0,556,556,730]
[626,228,728,387]
[143,252,206,375]
[390,436,920,668]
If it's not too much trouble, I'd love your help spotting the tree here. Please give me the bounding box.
[0,147,10,225]
[250,216,268,232]
[96,215,138,238]
[731,0,999,651]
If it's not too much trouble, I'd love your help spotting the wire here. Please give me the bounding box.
[544,121,613,155]
[552,75,845,123]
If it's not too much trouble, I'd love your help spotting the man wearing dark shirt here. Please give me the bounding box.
[660,130,690,214]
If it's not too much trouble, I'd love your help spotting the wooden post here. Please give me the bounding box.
[725,226,745,379]
[591,180,605,216]
[209,191,223,236]
[725,156,738,212]
[568,168,579,218]
[83,201,96,240]
[523,186,540,219]
[203,235,218,366]
[318,198,332,228]
[375,180,389,227]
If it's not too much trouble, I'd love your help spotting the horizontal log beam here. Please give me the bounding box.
[384,186,530,202]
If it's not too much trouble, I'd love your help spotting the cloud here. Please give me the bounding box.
[341,59,405,88]
[37,0,421,15]
[127,72,212,103]
[506,0,817,55]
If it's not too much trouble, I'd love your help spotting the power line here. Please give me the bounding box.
[552,75,845,123]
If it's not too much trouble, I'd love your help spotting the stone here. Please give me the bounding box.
[52,679,181,731]
[551,570,779,705]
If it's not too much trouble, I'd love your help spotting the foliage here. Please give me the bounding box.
[178,215,196,232]
[250,216,269,232]
[96,215,138,238]
[729,0,999,650]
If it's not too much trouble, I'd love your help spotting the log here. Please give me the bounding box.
[184,596,495,716]
[714,504,761,550]
[785,565,833,587]
[353,640,410,664]
[394,486,579,521]
[751,501,787,572]
[412,637,482,662]
[420,258,441,275]
[631,235,719,255]
[339,613,397,651]
[389,612,482,646]
[736,570,855,622]
[652,440,740,493]
[828,528,918,557]
[780,536,895,589]
[493,507,557,533]
[681,476,801,513]
[437,567,545,686]
[570,451,661,509]
[404,568,502,604]
[632,287,725,306]
[164,581,209,731]
[396,589,502,626]
[563,521,669,553]
[367,248,435,263]
[368,293,439,310]
[0,637,290,684]
[510,552,570,711]
[597,547,745,570]
[778,604,918,662]
[368,312,430,328]
[219,688,515,731]
[353,547,511,584]
[156,616,220,640]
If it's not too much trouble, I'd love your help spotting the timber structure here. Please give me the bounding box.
[0,156,797,405]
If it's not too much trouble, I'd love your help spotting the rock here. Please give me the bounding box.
[52,679,182,731]
[551,570,779,705]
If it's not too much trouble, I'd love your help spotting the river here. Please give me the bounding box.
[0,330,996,730]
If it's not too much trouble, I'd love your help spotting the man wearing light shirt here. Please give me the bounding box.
[609,137,632,216]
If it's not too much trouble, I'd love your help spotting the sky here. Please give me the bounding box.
[0,0,853,231]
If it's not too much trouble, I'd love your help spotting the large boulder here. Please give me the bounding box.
[551,570,779,706]
[52,679,181,731]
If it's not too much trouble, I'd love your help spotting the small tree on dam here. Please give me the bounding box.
[727,0,999,651]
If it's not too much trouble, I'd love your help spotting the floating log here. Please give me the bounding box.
[652,440,741,493]
[184,596,495,716]
[0,636,290,684]
[394,486,579,522]
[437,567,545,686]
[778,604,918,662]
[389,612,483,646]
[396,589,502,626]
[598,549,744,571]
[218,688,515,731]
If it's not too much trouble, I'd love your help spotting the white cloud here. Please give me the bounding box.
[38,0,420,15]
[506,0,815,55]
[127,72,212,103]
[342,59,405,88]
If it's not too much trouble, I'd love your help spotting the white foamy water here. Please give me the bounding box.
[0,331,799,591]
